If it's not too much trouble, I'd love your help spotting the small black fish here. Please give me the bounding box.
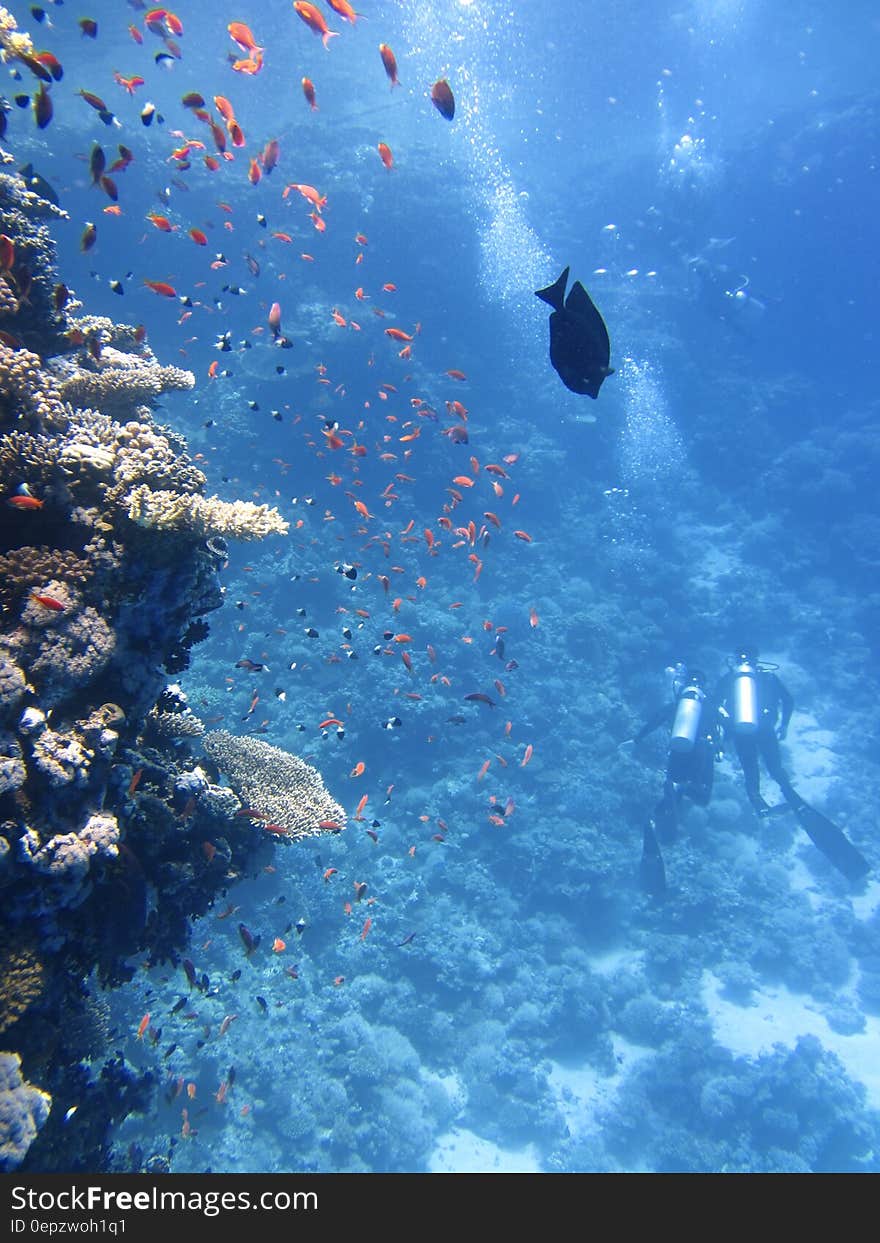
[163,1044,178,1060]
[109,279,124,295]
[238,922,259,957]
[170,997,187,1014]
[33,83,52,129]
[535,266,614,398]
[255,995,268,1013]
[89,142,105,183]
[182,957,196,988]
[230,968,242,982]
[397,932,416,947]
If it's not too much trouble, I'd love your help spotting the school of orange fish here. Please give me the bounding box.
[9,4,543,1139]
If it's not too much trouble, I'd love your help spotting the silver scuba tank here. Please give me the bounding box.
[670,683,704,753]
[731,659,760,734]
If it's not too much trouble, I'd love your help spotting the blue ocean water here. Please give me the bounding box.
[6,0,880,1172]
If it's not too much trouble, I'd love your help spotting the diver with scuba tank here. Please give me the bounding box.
[716,648,795,816]
[635,664,722,839]
[632,664,723,898]
[717,647,869,881]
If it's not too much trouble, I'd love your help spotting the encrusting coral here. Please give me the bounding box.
[203,731,348,840]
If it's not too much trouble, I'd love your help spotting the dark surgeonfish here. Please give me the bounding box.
[535,266,614,398]
[19,162,60,206]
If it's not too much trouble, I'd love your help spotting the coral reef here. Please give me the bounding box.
[0,1050,51,1172]
[0,104,316,1173]
[126,485,289,541]
[203,731,347,840]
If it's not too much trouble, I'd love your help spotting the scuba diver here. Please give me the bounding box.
[687,253,767,329]
[633,664,723,897]
[717,648,869,881]
[716,648,794,817]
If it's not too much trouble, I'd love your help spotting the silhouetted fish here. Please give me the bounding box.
[535,266,613,398]
[19,162,60,206]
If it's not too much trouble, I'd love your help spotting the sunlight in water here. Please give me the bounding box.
[618,355,685,485]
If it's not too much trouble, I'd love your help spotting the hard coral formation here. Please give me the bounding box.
[203,730,347,840]
[0,1050,51,1172]
[0,83,303,1172]
[0,936,44,1034]
[127,485,290,540]
[55,346,196,420]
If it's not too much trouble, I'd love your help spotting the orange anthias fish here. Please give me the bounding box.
[301,77,318,110]
[30,593,65,611]
[136,1012,150,1040]
[326,0,361,23]
[143,279,177,297]
[228,21,263,55]
[8,493,43,511]
[293,2,340,49]
[147,212,176,232]
[377,142,394,170]
[379,43,399,87]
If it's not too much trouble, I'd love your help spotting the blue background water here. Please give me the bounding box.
[7,0,880,1171]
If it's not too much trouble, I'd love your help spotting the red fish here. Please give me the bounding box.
[261,139,280,174]
[377,142,394,170]
[30,593,64,612]
[8,494,43,511]
[228,22,263,55]
[301,77,318,110]
[431,79,455,121]
[379,43,399,87]
[143,279,177,297]
[293,2,339,49]
[326,0,360,22]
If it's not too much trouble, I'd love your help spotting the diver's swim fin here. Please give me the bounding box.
[640,819,666,899]
[654,791,678,844]
[790,799,869,881]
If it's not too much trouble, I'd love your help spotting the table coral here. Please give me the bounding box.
[126,485,290,540]
[203,730,347,840]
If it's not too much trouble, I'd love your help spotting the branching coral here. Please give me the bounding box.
[203,730,346,840]
[126,485,289,540]
[0,548,93,612]
[0,340,67,428]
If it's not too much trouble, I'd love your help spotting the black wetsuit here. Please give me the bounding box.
[717,668,795,813]
[636,693,721,839]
